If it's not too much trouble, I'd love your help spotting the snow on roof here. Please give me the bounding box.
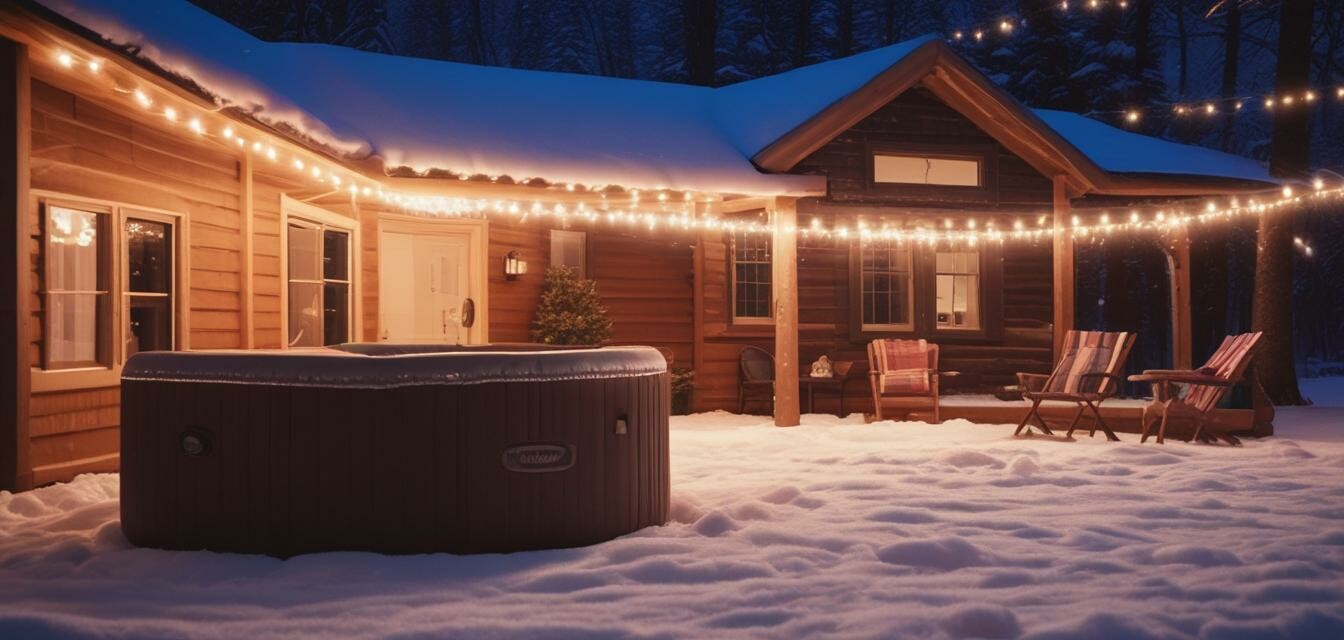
[34,0,1274,196]
[1032,109,1276,184]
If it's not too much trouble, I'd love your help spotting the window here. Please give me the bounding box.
[850,241,997,340]
[44,205,109,369]
[550,229,586,278]
[873,154,981,187]
[860,238,914,331]
[287,220,351,347]
[731,231,771,322]
[935,251,980,330]
[37,198,184,384]
[124,217,174,357]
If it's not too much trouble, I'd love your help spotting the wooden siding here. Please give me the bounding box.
[693,88,1058,415]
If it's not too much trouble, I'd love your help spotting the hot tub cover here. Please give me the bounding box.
[122,344,667,389]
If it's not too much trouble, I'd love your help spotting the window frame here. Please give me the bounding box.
[934,250,982,332]
[849,239,1003,343]
[121,209,183,359]
[865,143,999,204]
[32,193,189,392]
[280,196,361,348]
[856,237,915,333]
[729,230,774,325]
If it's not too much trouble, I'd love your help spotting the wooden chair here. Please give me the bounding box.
[867,339,943,423]
[738,346,775,414]
[1014,330,1136,441]
[1128,332,1264,445]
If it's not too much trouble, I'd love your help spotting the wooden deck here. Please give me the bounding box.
[862,395,1256,436]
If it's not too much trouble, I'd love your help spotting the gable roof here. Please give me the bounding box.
[23,0,1276,197]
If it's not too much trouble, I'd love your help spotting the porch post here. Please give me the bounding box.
[772,196,800,427]
[1,37,31,491]
[1051,177,1074,360]
[1165,228,1193,369]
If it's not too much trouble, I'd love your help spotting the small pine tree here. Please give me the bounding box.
[530,266,614,345]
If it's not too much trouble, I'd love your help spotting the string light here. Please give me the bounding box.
[41,40,1344,247]
[56,52,73,68]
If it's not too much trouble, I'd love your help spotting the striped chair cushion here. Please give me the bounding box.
[873,339,932,373]
[1045,331,1128,395]
[880,369,931,394]
[1184,332,1261,412]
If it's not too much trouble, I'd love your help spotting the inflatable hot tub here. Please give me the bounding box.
[119,344,670,556]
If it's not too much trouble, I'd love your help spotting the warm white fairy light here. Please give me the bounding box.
[57,52,73,68]
[46,39,1344,247]
[87,59,101,73]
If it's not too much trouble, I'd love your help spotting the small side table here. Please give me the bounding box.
[800,361,861,417]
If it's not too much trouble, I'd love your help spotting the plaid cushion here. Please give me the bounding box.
[881,369,930,394]
[873,339,931,373]
[1045,331,1127,394]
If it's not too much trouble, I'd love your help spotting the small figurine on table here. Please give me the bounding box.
[810,355,834,378]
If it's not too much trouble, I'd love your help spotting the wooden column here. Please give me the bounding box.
[1051,177,1075,360]
[1164,228,1193,370]
[0,37,30,491]
[690,202,708,412]
[240,152,255,348]
[772,196,800,427]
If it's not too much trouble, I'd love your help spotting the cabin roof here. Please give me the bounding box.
[30,0,1277,196]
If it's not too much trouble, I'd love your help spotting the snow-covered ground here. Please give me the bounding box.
[3,403,1344,639]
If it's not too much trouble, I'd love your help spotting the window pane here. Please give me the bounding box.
[288,282,322,347]
[128,295,172,356]
[48,293,99,365]
[127,219,171,294]
[873,155,980,186]
[935,251,981,330]
[732,232,771,319]
[323,283,349,345]
[48,206,101,292]
[323,229,349,281]
[288,224,321,281]
[860,239,911,328]
[550,230,586,278]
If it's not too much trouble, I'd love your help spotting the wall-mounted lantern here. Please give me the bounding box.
[505,250,527,280]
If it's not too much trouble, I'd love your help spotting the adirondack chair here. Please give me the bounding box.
[867,339,943,423]
[738,346,775,414]
[1128,332,1264,445]
[1014,330,1136,441]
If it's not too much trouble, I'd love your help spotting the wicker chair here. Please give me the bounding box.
[738,346,775,414]
[1129,332,1264,445]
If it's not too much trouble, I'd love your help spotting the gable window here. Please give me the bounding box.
[124,216,175,357]
[731,231,772,322]
[860,238,914,331]
[287,220,351,347]
[935,251,980,330]
[44,205,110,369]
[873,154,981,187]
[550,229,587,278]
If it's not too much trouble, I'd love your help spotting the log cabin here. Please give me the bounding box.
[1,0,1284,491]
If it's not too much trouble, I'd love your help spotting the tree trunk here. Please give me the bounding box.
[1175,3,1189,96]
[1219,1,1241,151]
[685,0,716,85]
[835,0,853,57]
[1253,0,1313,407]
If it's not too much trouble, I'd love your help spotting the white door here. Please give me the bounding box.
[379,231,474,343]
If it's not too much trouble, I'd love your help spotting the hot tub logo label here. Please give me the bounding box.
[502,443,575,473]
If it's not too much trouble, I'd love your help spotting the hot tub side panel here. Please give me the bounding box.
[121,372,669,555]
